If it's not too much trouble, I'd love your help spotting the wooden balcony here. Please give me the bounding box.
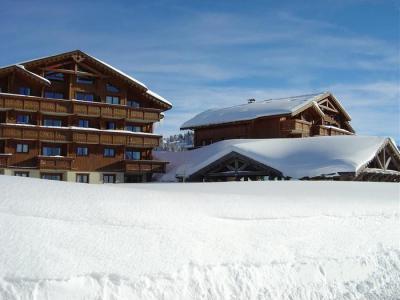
[280,119,311,136]
[124,160,167,173]
[0,154,11,167]
[37,156,74,170]
[0,124,71,142]
[71,131,160,147]
[72,101,161,122]
[311,125,351,136]
[0,93,161,123]
[0,124,161,148]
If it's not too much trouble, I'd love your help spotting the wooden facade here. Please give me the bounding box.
[182,93,355,147]
[0,50,171,183]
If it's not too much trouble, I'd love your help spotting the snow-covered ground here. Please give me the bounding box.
[0,176,399,299]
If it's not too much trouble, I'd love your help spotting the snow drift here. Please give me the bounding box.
[0,176,399,299]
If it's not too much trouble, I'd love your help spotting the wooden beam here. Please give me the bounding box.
[78,62,103,76]
[41,67,103,78]
[45,61,74,70]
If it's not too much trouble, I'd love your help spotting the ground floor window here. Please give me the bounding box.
[14,171,29,177]
[103,174,116,183]
[76,173,89,183]
[41,173,62,181]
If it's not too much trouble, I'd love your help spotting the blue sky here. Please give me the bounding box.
[1,0,399,141]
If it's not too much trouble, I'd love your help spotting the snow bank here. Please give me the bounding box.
[0,176,399,299]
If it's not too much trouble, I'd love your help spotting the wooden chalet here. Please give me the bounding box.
[0,50,172,183]
[181,92,355,147]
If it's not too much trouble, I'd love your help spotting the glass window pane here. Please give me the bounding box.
[127,100,140,108]
[19,87,31,96]
[77,76,94,84]
[106,83,120,93]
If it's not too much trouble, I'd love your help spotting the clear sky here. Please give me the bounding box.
[1,0,399,142]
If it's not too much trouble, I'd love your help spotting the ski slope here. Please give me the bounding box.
[0,176,399,299]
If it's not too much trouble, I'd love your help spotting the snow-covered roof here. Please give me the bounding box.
[146,90,172,107]
[181,92,330,129]
[154,136,399,181]
[0,64,50,86]
[4,50,172,109]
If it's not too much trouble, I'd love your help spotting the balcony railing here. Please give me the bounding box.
[280,119,311,136]
[0,93,161,122]
[124,160,167,173]
[0,124,161,147]
[311,125,351,136]
[37,156,74,170]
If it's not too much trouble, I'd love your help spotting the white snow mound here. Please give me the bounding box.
[0,176,399,299]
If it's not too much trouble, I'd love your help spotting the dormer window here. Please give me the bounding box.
[19,87,31,96]
[45,72,64,81]
[127,100,140,108]
[77,76,94,84]
[106,83,120,93]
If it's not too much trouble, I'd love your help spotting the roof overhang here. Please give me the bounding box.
[8,50,172,110]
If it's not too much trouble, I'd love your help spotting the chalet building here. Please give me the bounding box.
[0,50,172,183]
[181,92,355,148]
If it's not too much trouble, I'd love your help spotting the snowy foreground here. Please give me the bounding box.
[0,176,399,299]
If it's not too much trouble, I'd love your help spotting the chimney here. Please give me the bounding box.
[248,98,255,104]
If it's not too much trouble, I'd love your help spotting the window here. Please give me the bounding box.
[106,121,116,130]
[16,114,30,124]
[76,92,94,102]
[45,72,64,81]
[106,96,120,105]
[76,76,94,84]
[16,143,29,153]
[106,83,120,93]
[76,174,89,183]
[14,171,29,177]
[42,146,61,156]
[125,149,140,160]
[19,87,31,96]
[41,173,62,181]
[43,119,62,127]
[76,147,88,156]
[78,119,89,128]
[127,100,140,108]
[45,91,64,99]
[103,174,116,183]
[125,125,141,132]
[104,148,115,157]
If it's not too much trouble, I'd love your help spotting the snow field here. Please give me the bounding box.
[0,176,398,299]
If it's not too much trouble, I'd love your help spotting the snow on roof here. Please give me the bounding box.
[0,64,50,86]
[181,93,329,129]
[15,65,51,85]
[85,53,148,89]
[154,136,398,181]
[9,50,172,108]
[146,90,172,107]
